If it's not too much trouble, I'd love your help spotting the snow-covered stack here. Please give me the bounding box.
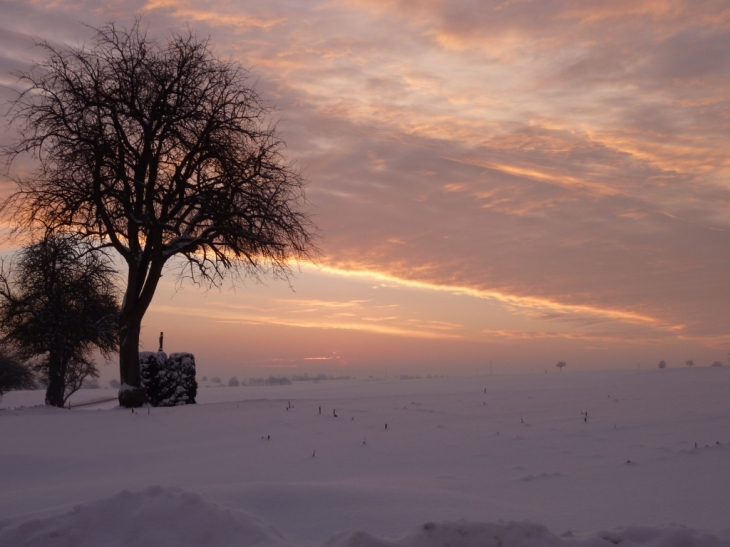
[139,351,168,406]
[166,353,198,406]
[139,351,197,407]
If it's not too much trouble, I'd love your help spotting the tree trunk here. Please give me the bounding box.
[117,254,165,408]
[44,351,65,407]
[118,311,146,407]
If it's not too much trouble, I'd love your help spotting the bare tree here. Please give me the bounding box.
[685,359,694,368]
[0,234,119,407]
[556,361,566,372]
[3,22,316,406]
[658,360,667,369]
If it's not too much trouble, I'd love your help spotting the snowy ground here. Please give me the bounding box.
[1,368,729,546]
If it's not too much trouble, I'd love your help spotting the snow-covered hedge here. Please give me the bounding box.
[139,351,197,407]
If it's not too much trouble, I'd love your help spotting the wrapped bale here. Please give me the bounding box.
[139,351,197,407]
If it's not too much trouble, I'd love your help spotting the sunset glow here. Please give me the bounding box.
[2,0,729,376]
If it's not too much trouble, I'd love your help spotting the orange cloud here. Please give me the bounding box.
[142,0,285,29]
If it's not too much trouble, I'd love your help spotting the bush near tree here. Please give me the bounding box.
[139,351,197,406]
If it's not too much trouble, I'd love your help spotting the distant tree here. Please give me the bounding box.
[109,379,120,388]
[710,361,723,367]
[0,346,35,399]
[685,359,695,368]
[4,22,316,406]
[658,360,667,369]
[0,234,120,407]
[228,376,240,387]
[556,361,566,372]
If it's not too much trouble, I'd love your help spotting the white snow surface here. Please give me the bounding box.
[1,368,729,547]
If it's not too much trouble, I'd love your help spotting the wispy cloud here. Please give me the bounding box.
[2,0,730,368]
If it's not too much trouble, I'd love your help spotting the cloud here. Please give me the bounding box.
[2,0,730,366]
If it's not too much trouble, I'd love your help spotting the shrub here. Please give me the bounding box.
[140,352,197,406]
[228,376,240,387]
[165,353,197,405]
[658,360,667,369]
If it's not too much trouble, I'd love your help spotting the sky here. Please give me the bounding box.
[1,0,730,377]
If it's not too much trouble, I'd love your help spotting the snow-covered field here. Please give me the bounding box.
[1,368,729,547]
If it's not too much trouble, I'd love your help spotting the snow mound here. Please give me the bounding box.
[1,488,728,547]
[326,521,729,547]
[0,486,287,547]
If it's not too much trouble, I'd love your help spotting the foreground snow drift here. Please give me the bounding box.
[2,369,730,544]
[1,487,727,547]
[0,487,285,547]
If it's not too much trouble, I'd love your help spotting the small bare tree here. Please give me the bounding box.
[3,22,316,406]
[658,360,667,369]
[0,234,119,407]
[685,359,694,368]
[556,361,566,372]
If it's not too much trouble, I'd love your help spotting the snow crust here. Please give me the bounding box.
[2,368,729,546]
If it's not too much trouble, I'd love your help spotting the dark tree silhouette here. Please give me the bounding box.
[0,346,35,399]
[556,361,566,372]
[0,234,119,407]
[3,22,316,406]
